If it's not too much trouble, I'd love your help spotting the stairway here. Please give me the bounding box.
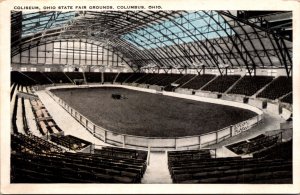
[141,151,173,184]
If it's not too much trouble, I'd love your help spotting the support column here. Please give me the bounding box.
[230,125,233,137]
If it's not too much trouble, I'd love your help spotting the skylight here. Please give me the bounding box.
[122,11,234,49]
[21,11,76,37]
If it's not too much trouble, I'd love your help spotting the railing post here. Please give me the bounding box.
[174,138,177,150]
[216,131,219,143]
[123,135,126,148]
[104,130,107,143]
[93,125,96,135]
[230,125,233,137]
[199,136,201,149]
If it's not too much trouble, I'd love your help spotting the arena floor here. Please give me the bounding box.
[51,87,257,137]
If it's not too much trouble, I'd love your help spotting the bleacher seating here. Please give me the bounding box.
[174,74,196,86]
[21,97,30,134]
[85,72,102,83]
[168,147,292,184]
[202,75,241,93]
[103,73,118,83]
[252,139,292,159]
[144,74,168,85]
[43,72,72,83]
[257,76,292,100]
[226,134,280,155]
[11,134,148,183]
[115,73,134,83]
[124,73,146,83]
[11,94,19,134]
[11,71,36,86]
[95,146,148,161]
[155,74,183,87]
[135,74,157,84]
[229,76,274,96]
[65,72,84,81]
[11,133,64,153]
[181,74,216,90]
[10,83,18,101]
[281,93,292,104]
[23,72,53,85]
[50,135,91,151]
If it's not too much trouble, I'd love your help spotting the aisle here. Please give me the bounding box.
[141,151,172,184]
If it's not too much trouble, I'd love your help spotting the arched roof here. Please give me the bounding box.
[11,10,292,76]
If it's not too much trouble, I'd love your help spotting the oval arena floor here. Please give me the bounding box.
[50,87,256,137]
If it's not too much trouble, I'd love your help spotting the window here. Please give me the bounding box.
[45,68,51,72]
[31,67,37,72]
[21,67,27,71]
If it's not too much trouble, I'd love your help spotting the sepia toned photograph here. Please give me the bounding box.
[1,0,300,194]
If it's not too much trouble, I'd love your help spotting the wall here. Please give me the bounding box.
[11,40,132,71]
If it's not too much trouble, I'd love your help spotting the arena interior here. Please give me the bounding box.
[10,10,293,184]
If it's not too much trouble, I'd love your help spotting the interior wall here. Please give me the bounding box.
[11,40,132,71]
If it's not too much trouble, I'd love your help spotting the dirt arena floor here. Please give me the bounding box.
[51,87,256,137]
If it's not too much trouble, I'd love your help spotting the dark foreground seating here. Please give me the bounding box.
[11,134,148,183]
[226,133,280,155]
[168,140,292,184]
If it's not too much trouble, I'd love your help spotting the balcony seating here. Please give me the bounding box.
[125,73,146,83]
[43,72,71,83]
[229,76,274,96]
[103,73,118,83]
[257,76,292,100]
[202,75,241,93]
[85,72,102,83]
[115,73,134,83]
[23,72,53,85]
[281,93,292,104]
[181,74,216,90]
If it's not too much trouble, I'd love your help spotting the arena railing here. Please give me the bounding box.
[45,84,264,151]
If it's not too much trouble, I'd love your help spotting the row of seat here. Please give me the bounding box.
[228,76,274,96]
[31,99,63,136]
[50,134,91,151]
[11,133,64,153]
[96,146,148,161]
[11,71,293,101]
[167,140,292,183]
[281,93,292,104]
[11,84,30,134]
[226,133,280,155]
[11,133,148,183]
[257,76,292,100]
